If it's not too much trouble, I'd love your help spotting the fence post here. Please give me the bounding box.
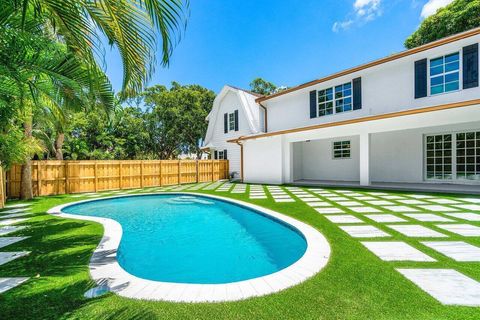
[178,160,181,185]
[196,160,199,183]
[159,161,163,187]
[65,162,69,194]
[94,161,98,192]
[119,161,123,190]
[211,160,214,182]
[37,162,41,197]
[140,161,144,188]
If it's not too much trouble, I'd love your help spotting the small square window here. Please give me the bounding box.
[333,140,351,159]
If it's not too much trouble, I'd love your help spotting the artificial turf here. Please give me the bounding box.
[0,184,480,320]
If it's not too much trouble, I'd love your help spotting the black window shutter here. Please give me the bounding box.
[224,113,228,133]
[352,77,362,110]
[463,43,479,89]
[234,110,239,131]
[224,149,228,160]
[214,150,218,160]
[309,90,317,119]
[414,59,428,99]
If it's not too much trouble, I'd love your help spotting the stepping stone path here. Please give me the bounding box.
[297,187,480,306]
[216,183,233,192]
[387,224,448,238]
[0,204,32,294]
[249,185,267,199]
[0,278,29,294]
[421,241,480,262]
[266,186,295,203]
[339,225,390,238]
[231,184,247,194]
[361,241,435,262]
[397,269,480,306]
[202,181,224,190]
[0,237,29,249]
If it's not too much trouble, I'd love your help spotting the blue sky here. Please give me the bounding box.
[104,0,453,94]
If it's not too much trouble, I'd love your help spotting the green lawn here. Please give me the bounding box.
[1,185,480,320]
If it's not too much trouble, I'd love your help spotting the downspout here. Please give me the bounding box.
[235,138,244,182]
[258,102,268,133]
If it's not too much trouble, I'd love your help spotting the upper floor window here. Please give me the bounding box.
[335,83,352,113]
[224,110,238,133]
[430,52,460,95]
[318,82,352,117]
[229,113,235,131]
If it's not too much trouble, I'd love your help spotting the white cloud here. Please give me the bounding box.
[333,0,382,32]
[420,0,454,18]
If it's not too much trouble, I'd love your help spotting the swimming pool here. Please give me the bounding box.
[62,194,307,284]
[49,193,330,302]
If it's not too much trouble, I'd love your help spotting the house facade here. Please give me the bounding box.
[206,28,480,188]
[203,86,265,178]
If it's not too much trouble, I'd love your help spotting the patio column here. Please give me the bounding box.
[359,132,371,186]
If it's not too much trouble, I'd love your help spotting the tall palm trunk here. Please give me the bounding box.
[55,132,64,160]
[20,117,33,200]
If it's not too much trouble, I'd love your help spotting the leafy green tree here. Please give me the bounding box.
[249,78,277,96]
[143,83,215,159]
[405,0,480,49]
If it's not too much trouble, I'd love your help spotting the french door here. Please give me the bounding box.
[425,131,480,182]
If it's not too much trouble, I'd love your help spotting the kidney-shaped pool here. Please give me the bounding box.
[51,193,330,302]
[63,194,307,284]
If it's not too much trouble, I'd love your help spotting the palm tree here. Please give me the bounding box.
[0,9,114,199]
[13,0,189,96]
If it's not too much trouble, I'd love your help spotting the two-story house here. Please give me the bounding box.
[206,28,480,191]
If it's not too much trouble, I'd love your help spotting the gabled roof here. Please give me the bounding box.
[204,85,262,146]
[256,27,480,103]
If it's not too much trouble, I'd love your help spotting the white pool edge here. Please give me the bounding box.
[47,192,331,303]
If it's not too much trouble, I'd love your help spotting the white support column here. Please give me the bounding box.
[359,132,371,186]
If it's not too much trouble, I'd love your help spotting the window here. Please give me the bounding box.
[430,52,460,95]
[333,141,351,159]
[456,131,480,180]
[217,151,225,160]
[335,83,352,113]
[425,134,452,180]
[317,82,352,117]
[425,131,480,181]
[318,88,333,116]
[229,113,235,131]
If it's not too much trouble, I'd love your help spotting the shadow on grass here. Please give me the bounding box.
[0,207,112,320]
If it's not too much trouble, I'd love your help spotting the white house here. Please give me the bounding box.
[205,28,480,190]
[202,86,266,178]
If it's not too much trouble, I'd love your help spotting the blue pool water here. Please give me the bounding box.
[63,194,307,284]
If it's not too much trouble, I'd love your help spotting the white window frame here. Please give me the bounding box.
[424,130,480,183]
[428,51,462,96]
[316,81,353,118]
[217,150,225,160]
[228,112,236,131]
[332,140,351,160]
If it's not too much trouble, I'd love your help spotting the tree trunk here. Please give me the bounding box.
[20,120,33,200]
[55,132,65,160]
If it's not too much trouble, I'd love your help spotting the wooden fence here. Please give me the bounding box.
[0,166,4,208]
[6,160,229,199]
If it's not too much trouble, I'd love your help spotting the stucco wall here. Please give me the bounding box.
[243,136,284,184]
[293,136,360,182]
[264,34,480,133]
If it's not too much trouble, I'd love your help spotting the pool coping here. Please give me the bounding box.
[47,192,331,303]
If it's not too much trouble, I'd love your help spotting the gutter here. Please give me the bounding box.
[234,138,244,182]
